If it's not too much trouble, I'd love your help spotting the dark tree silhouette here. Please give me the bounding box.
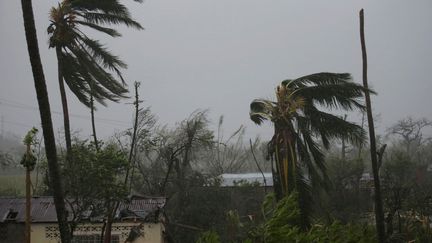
[20,0,71,242]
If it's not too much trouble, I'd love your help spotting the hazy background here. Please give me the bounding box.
[1,0,431,143]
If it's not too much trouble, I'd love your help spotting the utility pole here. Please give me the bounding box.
[25,144,31,243]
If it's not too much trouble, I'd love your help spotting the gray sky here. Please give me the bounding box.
[1,0,431,143]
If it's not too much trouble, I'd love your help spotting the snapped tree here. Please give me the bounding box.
[359,9,385,242]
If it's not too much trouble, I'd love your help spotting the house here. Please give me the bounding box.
[0,196,166,243]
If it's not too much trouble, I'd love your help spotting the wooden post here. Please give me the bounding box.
[25,143,31,243]
[359,9,386,243]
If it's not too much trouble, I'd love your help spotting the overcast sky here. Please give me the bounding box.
[1,0,431,143]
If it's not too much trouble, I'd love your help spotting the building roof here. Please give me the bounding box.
[219,173,273,187]
[0,196,166,223]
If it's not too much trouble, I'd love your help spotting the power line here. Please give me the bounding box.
[0,98,132,127]
[1,119,36,129]
[1,115,4,139]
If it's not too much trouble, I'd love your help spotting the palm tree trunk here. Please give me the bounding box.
[56,46,72,155]
[359,9,386,243]
[272,127,284,200]
[20,1,71,242]
[90,93,99,151]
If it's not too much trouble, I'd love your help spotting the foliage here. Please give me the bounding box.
[313,117,432,242]
[20,153,37,171]
[61,140,128,232]
[380,148,432,241]
[128,111,274,242]
[262,192,302,242]
[247,192,376,243]
[371,117,432,241]
[20,127,39,170]
[22,127,38,145]
[196,230,221,243]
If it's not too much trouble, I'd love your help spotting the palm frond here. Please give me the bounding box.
[66,45,128,104]
[78,12,143,30]
[75,21,121,37]
[296,129,330,191]
[70,0,129,15]
[75,33,126,71]
[250,99,275,125]
[50,0,143,108]
[296,118,324,168]
[294,83,368,110]
[75,35,127,85]
[61,51,113,107]
[61,53,92,106]
[305,107,367,148]
[288,72,353,87]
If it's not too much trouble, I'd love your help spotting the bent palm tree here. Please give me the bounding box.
[20,0,71,241]
[250,72,370,227]
[48,0,143,153]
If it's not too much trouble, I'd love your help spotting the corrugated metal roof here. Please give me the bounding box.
[220,173,273,187]
[0,196,166,223]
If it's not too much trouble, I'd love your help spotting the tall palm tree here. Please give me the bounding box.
[20,0,71,242]
[47,0,143,154]
[250,72,371,227]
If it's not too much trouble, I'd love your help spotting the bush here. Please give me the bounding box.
[196,230,220,243]
[249,192,377,243]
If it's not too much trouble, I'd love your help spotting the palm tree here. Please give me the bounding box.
[47,0,143,154]
[20,0,71,242]
[250,72,370,227]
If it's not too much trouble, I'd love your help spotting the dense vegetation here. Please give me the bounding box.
[2,114,432,242]
[10,0,432,242]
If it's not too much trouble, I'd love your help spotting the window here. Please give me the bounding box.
[5,209,18,221]
[71,234,119,243]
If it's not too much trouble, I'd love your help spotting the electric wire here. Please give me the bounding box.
[0,98,132,127]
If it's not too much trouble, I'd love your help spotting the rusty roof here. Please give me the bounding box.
[0,196,166,223]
